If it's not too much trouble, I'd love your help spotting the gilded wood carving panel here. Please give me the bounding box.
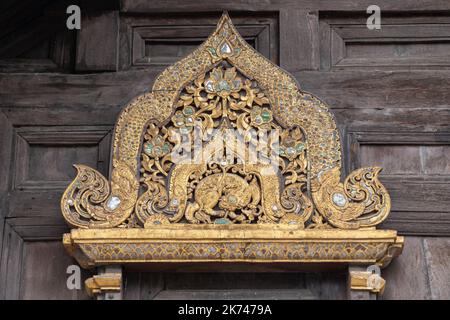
[61,14,391,231]
[60,15,402,283]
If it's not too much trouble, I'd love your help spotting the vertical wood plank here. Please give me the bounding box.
[279,10,319,72]
[382,237,432,299]
[20,241,91,299]
[76,11,119,71]
[123,272,142,300]
[304,272,347,300]
[319,19,331,71]
[424,237,450,299]
[0,111,12,268]
[0,222,24,299]
[139,273,165,300]
[118,17,132,70]
[124,272,164,300]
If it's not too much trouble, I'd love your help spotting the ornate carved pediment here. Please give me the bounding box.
[61,13,403,297]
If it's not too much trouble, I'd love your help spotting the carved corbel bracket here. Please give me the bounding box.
[85,269,122,299]
[349,270,386,295]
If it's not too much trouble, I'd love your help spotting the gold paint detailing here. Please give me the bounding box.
[349,271,386,295]
[60,13,393,231]
[206,21,242,62]
[112,12,341,179]
[61,13,392,230]
[376,236,404,268]
[133,61,313,226]
[144,213,170,227]
[61,160,139,228]
[64,226,403,269]
[85,273,122,297]
[60,13,402,281]
[311,167,391,229]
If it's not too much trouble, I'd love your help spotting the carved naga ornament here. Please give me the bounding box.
[61,13,403,297]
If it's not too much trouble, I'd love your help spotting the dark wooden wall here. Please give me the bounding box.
[1,0,449,299]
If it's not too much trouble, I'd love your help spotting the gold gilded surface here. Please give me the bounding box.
[64,225,403,269]
[350,271,386,294]
[60,13,390,229]
[84,273,122,297]
[311,167,391,229]
[60,13,402,274]
[61,160,139,228]
[135,62,311,225]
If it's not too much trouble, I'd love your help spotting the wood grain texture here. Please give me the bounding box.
[20,241,91,299]
[0,112,12,237]
[423,237,450,299]
[124,273,164,300]
[304,272,347,300]
[125,272,321,300]
[153,289,316,300]
[280,10,319,71]
[2,70,450,112]
[76,11,119,71]
[120,0,450,12]
[382,237,432,300]
[119,13,278,70]
[0,70,157,109]
[296,70,450,110]
[0,222,24,299]
[347,131,450,236]
[319,13,450,71]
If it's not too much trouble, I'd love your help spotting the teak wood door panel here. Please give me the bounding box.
[1,1,450,299]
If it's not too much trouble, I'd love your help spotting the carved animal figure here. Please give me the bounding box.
[185,172,260,223]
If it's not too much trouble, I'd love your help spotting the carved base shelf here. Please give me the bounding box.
[63,225,403,271]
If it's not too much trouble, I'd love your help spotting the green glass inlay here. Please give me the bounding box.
[261,109,271,122]
[215,218,231,225]
[183,106,194,115]
[207,47,217,57]
[145,143,153,154]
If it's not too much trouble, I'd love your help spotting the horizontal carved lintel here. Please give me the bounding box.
[64,225,404,271]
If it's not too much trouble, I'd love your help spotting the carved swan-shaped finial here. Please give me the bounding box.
[311,167,391,229]
[61,160,139,228]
